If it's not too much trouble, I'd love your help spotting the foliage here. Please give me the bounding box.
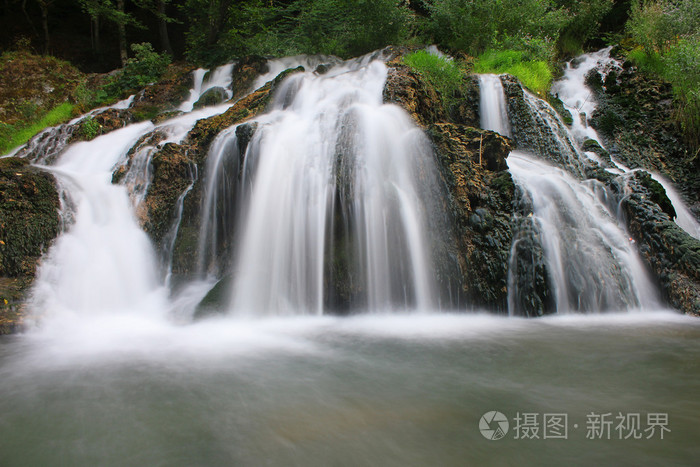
[0,103,74,155]
[184,0,412,65]
[77,116,101,140]
[624,0,700,148]
[627,0,699,53]
[555,0,614,56]
[403,50,464,107]
[108,42,171,94]
[427,0,568,56]
[474,50,553,95]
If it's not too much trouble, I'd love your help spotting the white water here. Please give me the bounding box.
[508,152,660,313]
[29,122,167,320]
[179,63,235,112]
[550,47,621,146]
[479,74,511,137]
[197,59,440,315]
[251,55,341,91]
[552,48,700,239]
[479,57,662,314]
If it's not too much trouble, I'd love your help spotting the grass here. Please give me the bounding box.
[403,50,464,106]
[0,103,75,155]
[474,50,553,95]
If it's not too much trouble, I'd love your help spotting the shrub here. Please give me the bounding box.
[109,43,171,95]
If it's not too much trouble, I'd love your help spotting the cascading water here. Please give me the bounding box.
[198,59,443,316]
[479,74,511,137]
[179,63,236,112]
[552,47,700,240]
[479,61,661,314]
[508,152,659,313]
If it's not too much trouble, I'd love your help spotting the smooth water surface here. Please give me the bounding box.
[1,312,698,466]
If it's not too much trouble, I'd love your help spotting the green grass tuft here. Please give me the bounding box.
[0,103,75,155]
[474,50,553,95]
[403,50,465,109]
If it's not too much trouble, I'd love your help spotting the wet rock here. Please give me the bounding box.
[581,138,613,167]
[230,55,269,100]
[0,157,60,333]
[427,123,515,312]
[142,143,196,248]
[501,74,584,175]
[70,108,135,143]
[589,64,699,218]
[383,61,480,128]
[129,63,195,121]
[619,171,700,315]
[193,86,227,109]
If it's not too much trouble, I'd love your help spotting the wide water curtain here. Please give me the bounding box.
[218,60,442,315]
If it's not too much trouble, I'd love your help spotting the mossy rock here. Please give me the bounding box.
[427,123,516,312]
[193,87,227,109]
[0,157,60,333]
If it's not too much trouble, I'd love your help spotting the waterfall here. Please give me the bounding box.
[479,62,661,314]
[479,74,511,137]
[552,47,700,240]
[198,59,442,316]
[179,63,236,112]
[29,122,168,318]
[508,152,659,313]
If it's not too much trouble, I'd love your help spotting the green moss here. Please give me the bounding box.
[132,104,161,122]
[403,50,465,109]
[75,116,101,141]
[0,103,75,155]
[474,50,553,95]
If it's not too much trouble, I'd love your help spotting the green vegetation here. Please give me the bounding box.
[403,50,463,99]
[474,50,553,95]
[108,42,171,95]
[184,0,412,65]
[625,0,700,148]
[0,103,74,155]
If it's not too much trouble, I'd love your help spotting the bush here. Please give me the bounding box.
[474,50,553,95]
[625,0,700,148]
[109,43,171,94]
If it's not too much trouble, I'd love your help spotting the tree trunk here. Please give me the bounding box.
[117,0,127,66]
[158,0,173,56]
[39,0,49,55]
[92,15,101,55]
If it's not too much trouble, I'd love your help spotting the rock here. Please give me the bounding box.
[0,157,60,333]
[619,171,700,315]
[581,138,613,167]
[142,143,196,248]
[383,61,480,128]
[230,55,269,100]
[589,65,699,218]
[501,74,584,175]
[427,123,515,312]
[193,86,227,109]
[70,108,135,143]
[129,62,195,121]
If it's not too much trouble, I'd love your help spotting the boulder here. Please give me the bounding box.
[193,86,227,109]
